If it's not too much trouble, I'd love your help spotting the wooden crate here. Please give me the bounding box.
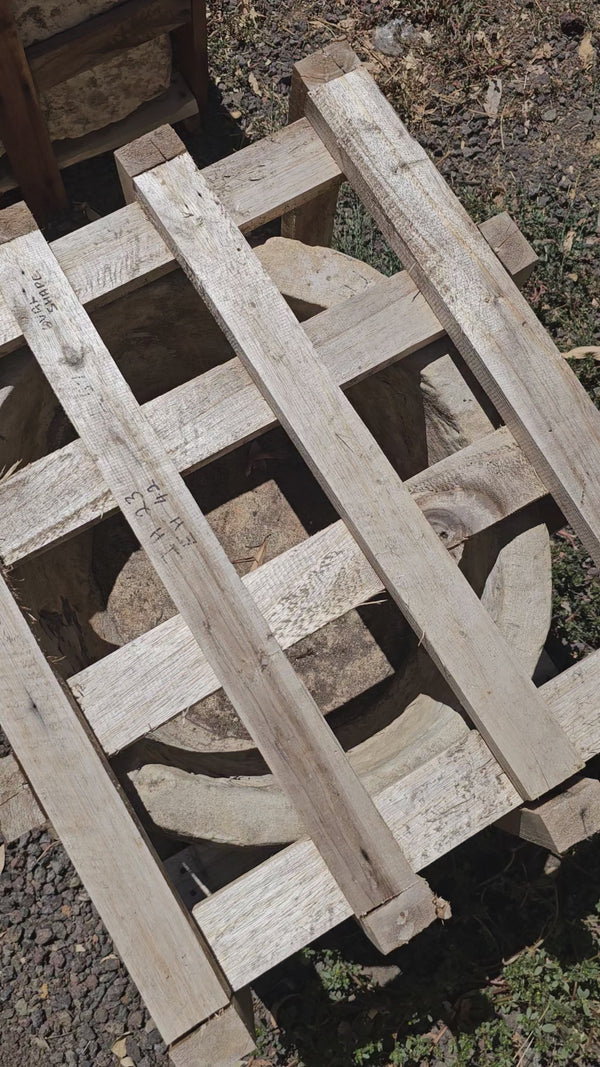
[0,0,207,221]
[2,43,600,1065]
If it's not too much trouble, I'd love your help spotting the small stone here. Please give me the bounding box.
[35,927,54,945]
[85,973,99,991]
[127,1009,143,1031]
[542,108,557,121]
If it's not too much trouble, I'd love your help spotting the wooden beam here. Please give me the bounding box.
[127,145,581,801]
[73,425,546,756]
[0,213,538,568]
[26,0,191,93]
[0,204,437,953]
[172,0,209,113]
[0,573,236,1045]
[497,776,600,854]
[305,55,600,570]
[0,117,341,349]
[0,0,66,222]
[193,649,600,989]
[281,42,359,245]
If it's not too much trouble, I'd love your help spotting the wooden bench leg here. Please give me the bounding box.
[281,43,359,246]
[0,0,67,222]
[497,777,600,854]
[172,0,209,114]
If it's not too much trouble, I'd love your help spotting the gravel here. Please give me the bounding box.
[0,823,167,1067]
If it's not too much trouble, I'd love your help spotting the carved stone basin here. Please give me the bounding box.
[0,238,551,848]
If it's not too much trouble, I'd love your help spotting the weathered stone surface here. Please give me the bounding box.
[1,3,172,154]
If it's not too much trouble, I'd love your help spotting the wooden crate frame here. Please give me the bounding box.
[0,0,207,221]
[2,43,600,1064]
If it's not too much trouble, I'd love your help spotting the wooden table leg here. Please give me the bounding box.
[0,0,67,222]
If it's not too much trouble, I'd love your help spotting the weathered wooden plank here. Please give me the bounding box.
[281,42,359,245]
[305,57,600,568]
[194,648,600,989]
[0,213,538,567]
[0,207,435,947]
[0,117,341,355]
[129,146,581,801]
[73,425,546,755]
[0,0,67,221]
[26,0,191,93]
[497,777,600,854]
[169,994,255,1067]
[0,573,234,1045]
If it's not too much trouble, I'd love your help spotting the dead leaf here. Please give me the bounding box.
[0,842,4,876]
[562,346,600,361]
[579,31,596,70]
[484,78,502,122]
[111,1037,128,1058]
[39,981,48,1000]
[74,943,85,953]
[562,228,576,253]
[31,1037,49,1052]
[248,71,261,96]
[249,536,269,572]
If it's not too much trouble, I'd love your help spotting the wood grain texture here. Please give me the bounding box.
[0,574,232,1044]
[0,117,341,354]
[0,218,432,934]
[73,425,547,755]
[0,214,537,568]
[0,0,67,221]
[280,42,358,245]
[194,648,600,990]
[497,777,600,854]
[305,61,600,568]
[130,149,581,801]
[169,994,255,1066]
[26,0,191,93]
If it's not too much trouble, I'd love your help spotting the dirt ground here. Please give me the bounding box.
[1,2,600,1066]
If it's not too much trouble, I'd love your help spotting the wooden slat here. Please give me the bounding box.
[0,573,233,1045]
[0,207,435,946]
[26,0,191,93]
[0,117,341,351]
[194,648,600,989]
[0,753,45,843]
[73,425,547,756]
[305,58,600,569]
[0,213,537,567]
[0,0,67,221]
[128,146,581,801]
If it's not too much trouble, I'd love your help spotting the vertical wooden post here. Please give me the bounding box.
[0,0,67,222]
[172,0,209,113]
[281,43,359,246]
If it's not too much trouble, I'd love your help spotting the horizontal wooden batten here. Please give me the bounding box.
[72,425,547,756]
[26,0,191,93]
[193,648,600,989]
[0,213,534,567]
[0,117,340,326]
